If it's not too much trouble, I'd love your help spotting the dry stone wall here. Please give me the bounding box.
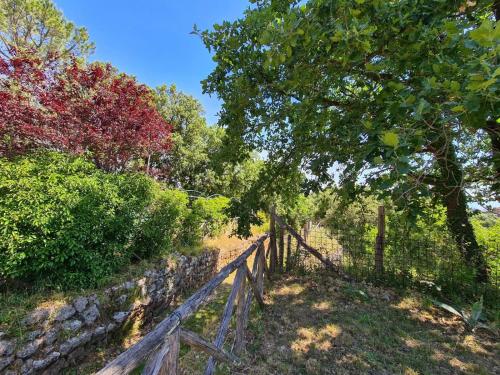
[0,249,219,374]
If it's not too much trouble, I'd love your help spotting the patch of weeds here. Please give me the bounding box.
[341,284,370,302]
[176,242,213,257]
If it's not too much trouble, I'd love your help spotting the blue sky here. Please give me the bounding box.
[53,0,251,125]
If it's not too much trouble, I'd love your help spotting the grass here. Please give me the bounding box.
[231,271,499,375]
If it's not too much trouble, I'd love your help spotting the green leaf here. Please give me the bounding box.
[449,81,460,91]
[381,131,399,148]
[416,98,430,117]
[451,105,464,112]
[432,300,464,319]
[351,9,362,17]
[405,95,416,105]
[330,31,343,42]
[469,20,495,47]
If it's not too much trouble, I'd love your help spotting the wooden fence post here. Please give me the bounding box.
[278,225,285,272]
[233,264,247,355]
[142,327,180,375]
[303,221,311,243]
[269,206,278,274]
[286,234,292,272]
[375,205,385,276]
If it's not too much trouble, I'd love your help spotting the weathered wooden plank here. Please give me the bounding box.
[278,224,285,273]
[269,206,277,273]
[257,244,266,294]
[245,265,265,309]
[273,214,336,270]
[286,234,292,271]
[233,265,248,355]
[204,265,246,375]
[142,327,180,375]
[179,328,240,365]
[242,244,261,331]
[97,233,269,375]
[260,243,269,276]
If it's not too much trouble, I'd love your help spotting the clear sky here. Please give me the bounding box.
[53,0,251,125]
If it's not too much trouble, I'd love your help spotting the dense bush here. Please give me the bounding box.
[181,196,230,246]
[0,152,219,289]
[129,189,190,258]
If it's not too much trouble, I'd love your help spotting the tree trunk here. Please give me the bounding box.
[484,120,500,194]
[433,137,488,283]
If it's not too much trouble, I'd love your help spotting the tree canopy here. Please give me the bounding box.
[154,84,265,197]
[199,0,500,281]
[0,52,172,171]
[0,0,94,61]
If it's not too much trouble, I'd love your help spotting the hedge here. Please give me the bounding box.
[0,152,228,289]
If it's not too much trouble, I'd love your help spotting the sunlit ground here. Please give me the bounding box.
[231,272,499,375]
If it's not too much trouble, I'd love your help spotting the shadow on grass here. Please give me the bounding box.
[234,271,498,375]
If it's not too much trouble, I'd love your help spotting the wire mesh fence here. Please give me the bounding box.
[287,223,500,306]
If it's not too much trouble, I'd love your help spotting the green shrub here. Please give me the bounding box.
[0,152,155,288]
[129,189,190,258]
[0,152,233,289]
[180,196,230,246]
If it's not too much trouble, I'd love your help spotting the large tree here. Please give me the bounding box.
[154,84,265,197]
[0,52,172,171]
[199,0,499,281]
[0,0,94,61]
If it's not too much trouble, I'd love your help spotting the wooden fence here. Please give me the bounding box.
[96,210,331,375]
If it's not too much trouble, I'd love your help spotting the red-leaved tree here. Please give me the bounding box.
[0,50,172,172]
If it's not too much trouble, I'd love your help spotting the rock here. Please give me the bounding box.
[82,304,100,325]
[112,311,129,323]
[27,330,42,341]
[73,297,88,313]
[93,326,106,337]
[106,323,117,333]
[0,340,15,356]
[88,294,100,308]
[54,305,76,322]
[66,346,86,363]
[0,356,14,371]
[23,309,49,326]
[62,320,82,331]
[59,331,92,356]
[44,329,58,345]
[21,358,33,374]
[16,341,40,359]
[122,281,135,290]
[43,357,67,374]
[32,351,60,371]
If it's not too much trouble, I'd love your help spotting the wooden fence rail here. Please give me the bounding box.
[97,209,334,375]
[271,212,337,271]
[96,233,269,375]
